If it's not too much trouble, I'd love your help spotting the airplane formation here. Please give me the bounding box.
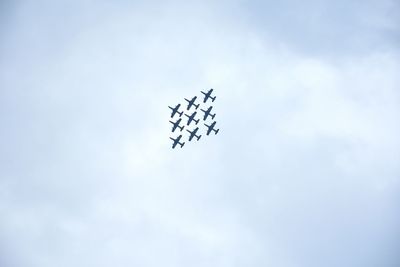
[168,88,219,149]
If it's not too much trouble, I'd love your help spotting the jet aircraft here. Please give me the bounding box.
[168,104,183,118]
[204,121,219,135]
[184,96,199,110]
[185,111,200,126]
[187,127,202,141]
[169,118,184,132]
[170,135,185,148]
[201,89,216,103]
[200,106,216,120]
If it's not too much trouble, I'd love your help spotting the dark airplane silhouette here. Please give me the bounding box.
[185,111,200,126]
[169,118,184,132]
[184,96,199,110]
[204,121,219,135]
[168,104,183,118]
[187,127,202,141]
[170,135,185,148]
[201,89,216,103]
[200,106,216,120]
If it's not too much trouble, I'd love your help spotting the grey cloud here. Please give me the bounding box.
[236,0,400,57]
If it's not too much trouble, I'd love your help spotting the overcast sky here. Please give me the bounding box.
[1,0,399,266]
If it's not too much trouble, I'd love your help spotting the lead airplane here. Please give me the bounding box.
[185,111,200,126]
[204,121,219,135]
[201,88,216,103]
[170,135,185,149]
[187,127,202,141]
[169,118,185,132]
[200,106,216,120]
[168,104,183,118]
[184,96,199,110]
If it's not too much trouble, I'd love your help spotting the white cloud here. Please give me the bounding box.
[0,1,399,267]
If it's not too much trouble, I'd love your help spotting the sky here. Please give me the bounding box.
[0,0,399,266]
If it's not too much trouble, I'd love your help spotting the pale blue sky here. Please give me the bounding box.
[1,1,399,266]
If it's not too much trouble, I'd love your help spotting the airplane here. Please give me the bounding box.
[187,127,202,141]
[170,135,185,149]
[184,96,199,110]
[168,104,183,118]
[185,111,200,126]
[201,88,216,103]
[200,106,216,120]
[204,121,219,135]
[169,118,185,132]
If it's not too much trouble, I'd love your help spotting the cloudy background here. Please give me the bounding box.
[1,0,399,266]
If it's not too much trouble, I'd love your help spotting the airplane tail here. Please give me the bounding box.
[179,125,184,131]
[211,96,216,102]
[178,111,183,117]
[195,119,199,125]
[215,129,219,135]
[195,104,199,109]
[180,142,185,148]
[197,135,202,141]
[211,114,216,120]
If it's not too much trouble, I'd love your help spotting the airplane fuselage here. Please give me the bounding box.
[185,112,199,125]
[201,106,216,120]
[201,89,216,103]
[185,97,199,110]
[187,127,202,141]
[205,121,219,135]
[170,119,184,132]
[169,104,183,118]
[170,135,185,148]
